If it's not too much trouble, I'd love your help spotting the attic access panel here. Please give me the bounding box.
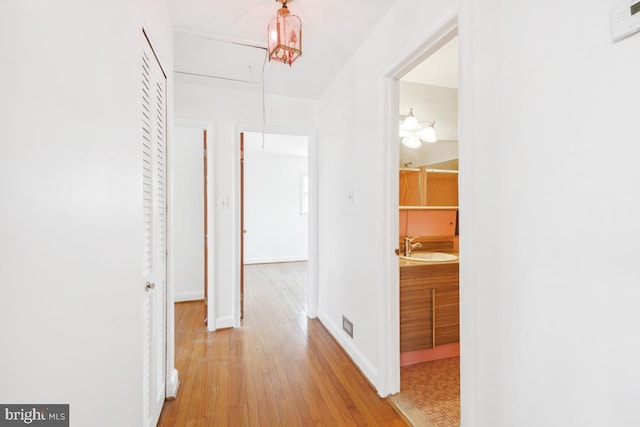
[174,32,266,84]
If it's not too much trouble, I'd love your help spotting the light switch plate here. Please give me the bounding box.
[611,0,640,42]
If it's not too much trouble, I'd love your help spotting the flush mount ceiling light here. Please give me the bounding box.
[267,0,302,66]
[399,108,437,148]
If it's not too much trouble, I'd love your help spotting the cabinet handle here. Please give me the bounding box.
[145,281,155,291]
[432,288,436,348]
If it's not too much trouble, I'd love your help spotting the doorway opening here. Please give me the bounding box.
[390,28,461,427]
[240,131,310,320]
[170,125,210,324]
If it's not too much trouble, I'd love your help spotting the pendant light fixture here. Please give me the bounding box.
[267,0,302,66]
[400,108,421,132]
[400,108,438,148]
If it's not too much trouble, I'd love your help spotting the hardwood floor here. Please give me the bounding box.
[158,262,408,426]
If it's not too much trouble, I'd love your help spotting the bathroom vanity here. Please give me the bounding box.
[399,256,459,353]
[398,160,460,358]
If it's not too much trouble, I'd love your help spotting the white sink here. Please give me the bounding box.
[400,252,458,262]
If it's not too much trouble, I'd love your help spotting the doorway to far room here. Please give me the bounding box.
[240,131,309,319]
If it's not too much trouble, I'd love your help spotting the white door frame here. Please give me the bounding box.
[233,123,319,324]
[381,10,459,396]
[168,118,215,379]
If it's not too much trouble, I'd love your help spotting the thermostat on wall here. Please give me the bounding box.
[611,0,640,41]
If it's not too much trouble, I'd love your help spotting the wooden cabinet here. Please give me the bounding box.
[434,286,459,346]
[399,168,424,206]
[400,288,433,351]
[425,171,458,206]
[399,167,458,207]
[400,262,459,352]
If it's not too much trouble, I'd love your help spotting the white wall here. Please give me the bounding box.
[244,135,309,264]
[171,126,205,301]
[0,1,173,426]
[459,0,640,425]
[318,0,640,423]
[174,82,317,328]
[317,0,460,394]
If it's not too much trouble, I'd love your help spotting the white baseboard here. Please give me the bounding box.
[212,315,235,331]
[244,255,308,265]
[174,291,204,302]
[307,304,318,319]
[166,368,179,399]
[316,309,379,391]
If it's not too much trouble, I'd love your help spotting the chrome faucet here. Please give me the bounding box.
[403,236,422,257]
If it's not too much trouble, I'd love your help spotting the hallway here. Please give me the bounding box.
[157,262,407,426]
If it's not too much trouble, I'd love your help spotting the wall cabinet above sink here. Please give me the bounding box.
[399,166,458,208]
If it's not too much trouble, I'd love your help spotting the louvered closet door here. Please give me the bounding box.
[142,33,167,427]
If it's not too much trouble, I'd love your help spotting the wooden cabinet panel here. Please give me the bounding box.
[399,169,424,206]
[400,289,433,352]
[434,304,459,327]
[400,263,458,288]
[434,286,459,328]
[434,287,458,306]
[400,263,459,352]
[434,324,459,346]
[399,169,458,207]
[425,172,458,206]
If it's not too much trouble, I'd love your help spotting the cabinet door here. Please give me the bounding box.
[434,286,459,346]
[400,289,433,352]
[399,169,424,206]
[425,171,458,206]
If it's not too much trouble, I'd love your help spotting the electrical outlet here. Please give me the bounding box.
[342,315,353,338]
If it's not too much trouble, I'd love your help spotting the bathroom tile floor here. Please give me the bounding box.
[394,357,460,427]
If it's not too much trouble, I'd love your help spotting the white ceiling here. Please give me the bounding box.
[166,0,399,99]
[173,31,266,84]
